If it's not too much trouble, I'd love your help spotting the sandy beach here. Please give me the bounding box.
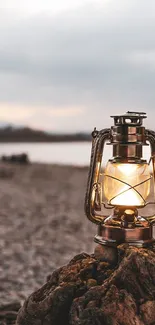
[0,162,154,307]
[0,163,96,305]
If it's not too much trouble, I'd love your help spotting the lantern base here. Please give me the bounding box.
[95,223,155,248]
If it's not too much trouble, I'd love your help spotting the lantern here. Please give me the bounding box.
[85,112,155,247]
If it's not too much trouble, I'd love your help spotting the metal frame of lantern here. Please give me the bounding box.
[85,111,155,247]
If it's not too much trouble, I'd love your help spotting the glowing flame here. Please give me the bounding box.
[117,163,138,176]
[110,185,142,206]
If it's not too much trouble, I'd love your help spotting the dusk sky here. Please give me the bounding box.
[0,0,155,132]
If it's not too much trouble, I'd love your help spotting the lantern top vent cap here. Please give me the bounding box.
[110,111,147,126]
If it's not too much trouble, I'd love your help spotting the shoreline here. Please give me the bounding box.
[0,142,92,167]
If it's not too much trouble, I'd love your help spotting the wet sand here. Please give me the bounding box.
[0,163,96,305]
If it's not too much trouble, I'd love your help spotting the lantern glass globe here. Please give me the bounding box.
[103,161,151,207]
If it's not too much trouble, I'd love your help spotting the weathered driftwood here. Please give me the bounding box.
[16,244,155,325]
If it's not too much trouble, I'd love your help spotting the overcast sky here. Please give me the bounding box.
[0,0,155,132]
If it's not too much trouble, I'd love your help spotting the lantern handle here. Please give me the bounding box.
[85,128,111,224]
[145,129,155,225]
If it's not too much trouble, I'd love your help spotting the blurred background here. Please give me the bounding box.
[0,0,155,305]
[0,0,155,163]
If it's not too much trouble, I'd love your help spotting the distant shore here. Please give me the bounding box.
[0,126,92,142]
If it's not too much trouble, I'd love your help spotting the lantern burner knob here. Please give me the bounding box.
[121,209,137,228]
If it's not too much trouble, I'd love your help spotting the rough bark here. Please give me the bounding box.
[15,245,155,325]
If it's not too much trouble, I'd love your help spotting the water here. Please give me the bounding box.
[0,142,92,166]
[0,142,151,166]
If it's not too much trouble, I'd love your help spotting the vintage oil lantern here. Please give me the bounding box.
[85,112,155,247]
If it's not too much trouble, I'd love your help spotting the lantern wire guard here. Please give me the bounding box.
[85,112,155,247]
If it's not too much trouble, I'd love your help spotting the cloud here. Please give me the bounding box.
[0,0,155,131]
[0,0,93,15]
[48,108,84,117]
[127,51,155,68]
[0,103,35,122]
